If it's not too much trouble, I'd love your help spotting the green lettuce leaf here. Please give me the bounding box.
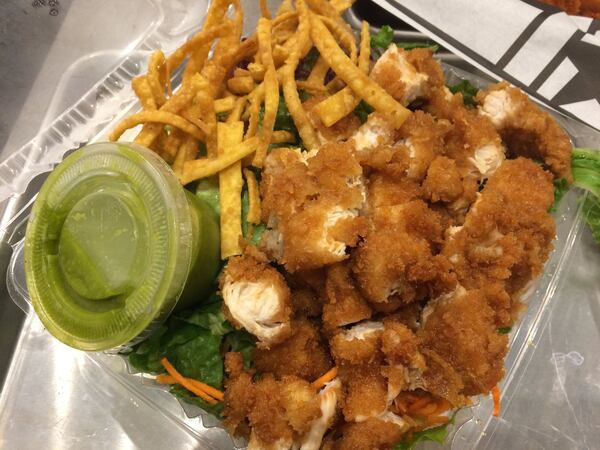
[395,416,454,450]
[354,100,375,123]
[448,79,479,107]
[371,25,394,49]
[572,148,600,243]
[550,177,569,212]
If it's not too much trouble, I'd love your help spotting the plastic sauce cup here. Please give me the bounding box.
[24,142,220,351]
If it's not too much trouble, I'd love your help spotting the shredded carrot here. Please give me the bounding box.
[413,401,438,417]
[491,384,501,417]
[156,374,177,384]
[434,399,452,415]
[311,367,338,389]
[427,415,450,425]
[155,372,225,401]
[160,357,220,405]
[407,396,431,413]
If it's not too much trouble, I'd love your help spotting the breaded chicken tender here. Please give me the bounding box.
[370,46,429,106]
[422,156,464,203]
[395,111,451,182]
[443,158,555,295]
[260,144,368,272]
[220,254,292,348]
[329,321,384,365]
[339,365,388,421]
[254,319,332,380]
[335,415,408,450]
[419,287,509,396]
[223,352,255,437]
[351,113,399,154]
[352,200,454,307]
[299,379,343,450]
[477,81,573,182]
[381,319,424,370]
[323,264,372,332]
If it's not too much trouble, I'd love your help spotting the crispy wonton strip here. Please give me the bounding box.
[134,74,207,147]
[245,83,265,140]
[167,23,234,74]
[182,0,231,82]
[331,0,355,13]
[215,96,237,113]
[253,18,279,167]
[147,50,167,107]
[270,130,295,143]
[260,0,271,18]
[227,96,248,123]
[180,136,260,184]
[318,15,357,64]
[243,168,262,224]
[306,55,330,87]
[218,121,245,258]
[109,110,206,142]
[173,135,198,176]
[131,76,157,110]
[309,14,410,128]
[313,20,370,127]
[281,0,319,149]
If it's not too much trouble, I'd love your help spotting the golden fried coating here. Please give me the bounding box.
[366,174,421,211]
[323,264,372,332]
[419,349,466,407]
[443,158,555,295]
[396,111,451,182]
[370,46,430,106]
[279,376,322,434]
[339,365,388,421]
[260,144,368,272]
[220,254,293,347]
[420,287,508,396]
[223,352,255,437]
[335,416,406,450]
[253,319,333,380]
[329,321,384,366]
[422,156,464,203]
[381,319,424,369]
[304,95,363,144]
[352,200,453,307]
[477,81,573,182]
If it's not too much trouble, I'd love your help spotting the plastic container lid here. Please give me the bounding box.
[24,142,195,351]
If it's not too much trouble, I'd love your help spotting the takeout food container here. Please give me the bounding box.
[2,0,600,448]
[24,142,220,351]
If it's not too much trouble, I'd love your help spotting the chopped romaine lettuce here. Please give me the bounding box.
[448,79,479,107]
[395,416,455,450]
[397,42,439,52]
[371,25,394,50]
[550,178,569,212]
[572,148,600,243]
[354,100,375,123]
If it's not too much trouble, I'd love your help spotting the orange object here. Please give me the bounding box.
[311,367,338,389]
[427,415,450,425]
[491,385,501,417]
[407,396,431,413]
[160,358,221,405]
[156,374,177,384]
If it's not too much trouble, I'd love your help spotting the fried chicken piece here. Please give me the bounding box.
[419,348,466,407]
[358,144,409,178]
[329,321,384,365]
[422,156,464,203]
[298,379,342,450]
[223,352,255,437]
[220,254,292,348]
[304,95,362,145]
[366,174,421,211]
[477,81,573,182]
[253,319,332,380]
[290,288,324,318]
[420,287,509,396]
[443,158,556,295]
[247,374,321,447]
[260,144,368,272]
[351,113,399,154]
[335,415,408,450]
[339,365,388,421]
[370,46,430,105]
[352,200,454,306]
[395,111,452,182]
[381,319,424,369]
[323,264,372,332]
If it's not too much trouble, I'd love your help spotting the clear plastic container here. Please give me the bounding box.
[2,0,600,448]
